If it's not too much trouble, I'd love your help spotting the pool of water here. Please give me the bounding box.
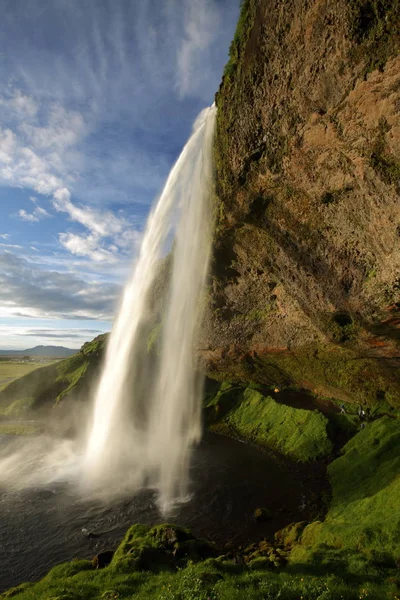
[0,431,318,592]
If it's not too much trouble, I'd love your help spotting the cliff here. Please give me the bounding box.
[202,0,400,407]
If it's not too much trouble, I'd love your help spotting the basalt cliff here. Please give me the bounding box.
[201,0,400,408]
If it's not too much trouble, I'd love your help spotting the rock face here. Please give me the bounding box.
[202,0,400,406]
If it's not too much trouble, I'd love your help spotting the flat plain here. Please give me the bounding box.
[0,360,56,392]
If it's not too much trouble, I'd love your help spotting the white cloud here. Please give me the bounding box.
[0,250,120,320]
[18,209,39,222]
[0,90,38,120]
[34,205,51,218]
[0,243,23,249]
[52,188,124,238]
[20,104,86,152]
[176,0,221,98]
[15,198,51,223]
[0,126,64,194]
[0,233,10,240]
[58,232,119,263]
[0,92,137,263]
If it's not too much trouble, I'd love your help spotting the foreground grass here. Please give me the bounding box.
[205,384,333,461]
[2,416,400,599]
[3,523,399,600]
[4,563,398,600]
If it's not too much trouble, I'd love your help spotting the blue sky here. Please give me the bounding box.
[0,0,239,349]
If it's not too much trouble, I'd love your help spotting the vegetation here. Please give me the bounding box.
[223,0,256,79]
[206,342,400,410]
[290,417,400,572]
[4,493,400,600]
[348,0,400,73]
[205,385,333,461]
[0,361,54,392]
[3,560,397,600]
[0,422,38,435]
[0,335,107,417]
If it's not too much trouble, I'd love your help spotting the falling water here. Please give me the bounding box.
[83,105,216,512]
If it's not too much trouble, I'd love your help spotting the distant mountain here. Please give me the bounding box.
[0,345,78,358]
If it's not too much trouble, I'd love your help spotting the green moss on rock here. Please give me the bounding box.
[205,385,333,462]
[112,524,215,574]
[291,417,400,571]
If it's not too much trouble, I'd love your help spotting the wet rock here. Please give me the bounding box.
[275,521,308,548]
[92,550,114,569]
[82,528,100,540]
[253,507,272,522]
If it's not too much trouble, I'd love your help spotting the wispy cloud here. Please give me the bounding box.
[52,188,123,238]
[0,250,120,320]
[0,324,108,350]
[0,243,23,249]
[16,328,103,339]
[18,209,39,222]
[0,0,239,348]
[176,0,221,98]
[17,198,51,222]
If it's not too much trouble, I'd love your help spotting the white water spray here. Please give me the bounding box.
[83,105,216,511]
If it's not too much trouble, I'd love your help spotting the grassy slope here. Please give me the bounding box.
[4,512,399,600]
[205,384,333,461]
[290,417,400,571]
[0,335,107,417]
[0,361,56,392]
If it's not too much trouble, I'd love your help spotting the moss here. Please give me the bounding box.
[232,303,276,323]
[79,334,108,356]
[327,312,358,343]
[253,507,273,522]
[290,417,400,572]
[5,533,398,599]
[0,422,38,435]
[348,0,400,73]
[205,385,333,462]
[111,524,215,574]
[274,522,308,549]
[55,361,89,403]
[0,335,107,416]
[223,0,257,80]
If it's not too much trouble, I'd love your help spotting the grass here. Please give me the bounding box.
[290,417,400,571]
[0,335,107,417]
[223,0,256,80]
[4,523,399,600]
[0,422,38,435]
[205,385,333,461]
[0,361,53,392]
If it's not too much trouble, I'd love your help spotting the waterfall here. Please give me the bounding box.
[83,105,216,512]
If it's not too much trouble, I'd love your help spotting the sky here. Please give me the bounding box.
[0,0,239,350]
